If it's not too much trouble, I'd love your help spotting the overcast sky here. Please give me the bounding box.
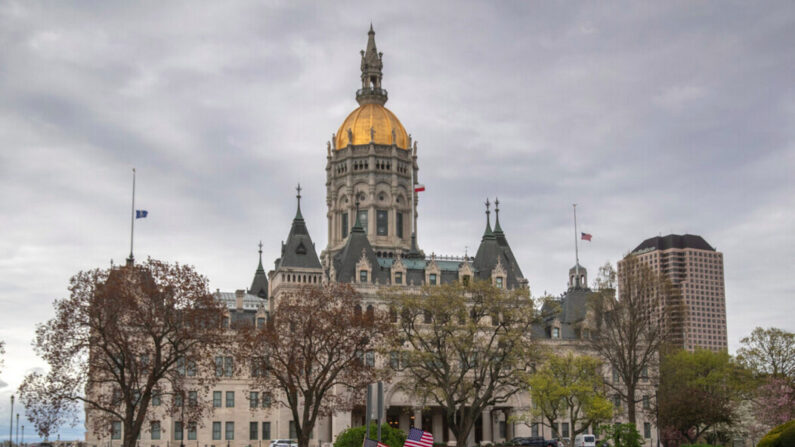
[1,0,793,440]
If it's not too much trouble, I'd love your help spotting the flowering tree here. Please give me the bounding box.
[18,259,227,447]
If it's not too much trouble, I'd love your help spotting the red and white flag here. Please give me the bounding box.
[581,232,593,241]
[414,184,426,192]
[404,427,433,447]
[364,439,389,447]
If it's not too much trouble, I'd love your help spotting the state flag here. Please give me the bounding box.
[136,210,148,219]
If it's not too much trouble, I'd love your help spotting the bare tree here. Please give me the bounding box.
[238,283,395,447]
[386,281,541,447]
[18,259,227,447]
[588,254,684,425]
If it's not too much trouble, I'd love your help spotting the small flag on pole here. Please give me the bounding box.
[364,439,389,447]
[136,210,148,219]
[403,427,433,447]
[414,184,425,192]
[581,232,592,241]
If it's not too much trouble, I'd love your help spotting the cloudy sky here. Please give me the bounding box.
[1,0,793,440]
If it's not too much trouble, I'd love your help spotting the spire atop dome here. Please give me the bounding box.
[357,25,387,106]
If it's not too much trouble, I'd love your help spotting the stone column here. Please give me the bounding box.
[481,408,492,445]
[504,409,514,440]
[413,408,423,429]
[432,412,444,444]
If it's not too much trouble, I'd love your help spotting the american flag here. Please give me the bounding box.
[404,427,433,447]
[364,438,389,447]
[581,232,592,241]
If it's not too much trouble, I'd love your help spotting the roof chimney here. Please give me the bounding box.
[235,289,245,310]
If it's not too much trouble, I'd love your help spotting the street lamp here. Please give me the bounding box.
[9,396,14,447]
[16,414,20,447]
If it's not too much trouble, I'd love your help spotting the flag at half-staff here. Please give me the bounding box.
[403,427,433,447]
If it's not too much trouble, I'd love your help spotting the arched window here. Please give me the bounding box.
[354,305,362,320]
[366,305,375,321]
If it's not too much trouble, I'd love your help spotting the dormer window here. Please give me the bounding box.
[462,275,470,286]
[552,327,560,338]
[360,270,368,283]
[395,271,403,284]
[429,273,437,285]
[496,277,504,289]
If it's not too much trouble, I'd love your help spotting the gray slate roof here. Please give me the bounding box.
[332,217,388,284]
[276,204,322,270]
[249,255,269,298]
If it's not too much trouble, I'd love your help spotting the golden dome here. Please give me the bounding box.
[335,103,409,150]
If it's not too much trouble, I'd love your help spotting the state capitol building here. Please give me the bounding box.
[87,27,661,447]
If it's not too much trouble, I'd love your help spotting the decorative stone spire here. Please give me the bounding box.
[356,25,387,106]
[494,197,503,235]
[351,197,364,233]
[482,199,495,241]
[249,240,269,298]
[295,183,303,220]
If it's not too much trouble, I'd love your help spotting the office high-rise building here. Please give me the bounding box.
[629,234,727,351]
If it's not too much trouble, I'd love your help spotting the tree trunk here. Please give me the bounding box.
[453,419,475,447]
[626,383,637,425]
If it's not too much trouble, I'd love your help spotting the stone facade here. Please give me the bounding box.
[85,27,659,447]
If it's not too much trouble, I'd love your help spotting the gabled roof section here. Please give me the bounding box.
[249,242,268,298]
[276,186,322,270]
[332,210,387,283]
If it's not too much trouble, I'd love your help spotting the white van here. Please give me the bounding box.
[574,434,596,447]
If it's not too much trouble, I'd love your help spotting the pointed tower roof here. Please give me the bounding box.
[249,241,269,298]
[474,199,501,280]
[493,198,524,280]
[276,184,322,270]
[332,199,387,283]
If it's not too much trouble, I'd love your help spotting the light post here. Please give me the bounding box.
[655,390,661,447]
[16,414,19,447]
[9,396,14,447]
[21,426,24,447]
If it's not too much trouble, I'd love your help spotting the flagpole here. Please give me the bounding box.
[128,168,136,264]
[573,204,579,282]
[410,156,415,236]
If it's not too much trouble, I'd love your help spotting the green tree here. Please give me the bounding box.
[599,423,642,447]
[386,281,541,447]
[736,327,794,379]
[657,349,744,444]
[528,352,612,444]
[333,423,406,447]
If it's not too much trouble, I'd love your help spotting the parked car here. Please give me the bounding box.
[269,439,297,447]
[509,437,558,447]
[574,434,596,447]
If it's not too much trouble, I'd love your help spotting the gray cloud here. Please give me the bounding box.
[1,0,793,438]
